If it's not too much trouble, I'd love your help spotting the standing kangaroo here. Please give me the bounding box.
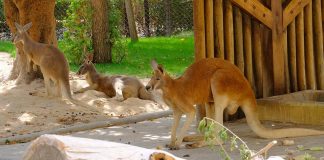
[146,59,324,150]
[75,54,154,101]
[13,22,86,106]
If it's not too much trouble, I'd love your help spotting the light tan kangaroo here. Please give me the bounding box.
[75,54,154,101]
[146,59,324,150]
[13,22,88,107]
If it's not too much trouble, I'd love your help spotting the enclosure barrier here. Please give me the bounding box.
[194,0,324,98]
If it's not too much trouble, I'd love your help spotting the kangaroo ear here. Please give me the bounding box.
[14,22,23,32]
[23,22,32,32]
[151,59,164,73]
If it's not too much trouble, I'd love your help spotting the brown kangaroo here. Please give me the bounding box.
[75,54,154,101]
[146,59,324,150]
[13,22,88,107]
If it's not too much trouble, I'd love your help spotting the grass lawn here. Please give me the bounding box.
[0,33,194,78]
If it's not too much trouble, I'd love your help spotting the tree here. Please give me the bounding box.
[143,0,150,37]
[164,0,172,36]
[91,0,112,63]
[125,0,138,42]
[4,0,57,84]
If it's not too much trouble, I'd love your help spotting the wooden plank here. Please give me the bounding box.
[288,20,298,92]
[262,26,273,97]
[304,2,317,90]
[313,0,324,89]
[233,7,244,73]
[230,0,273,28]
[243,13,254,90]
[252,21,263,98]
[224,0,235,64]
[283,0,311,29]
[205,0,214,58]
[214,0,224,59]
[194,0,206,61]
[271,0,286,95]
[296,11,306,91]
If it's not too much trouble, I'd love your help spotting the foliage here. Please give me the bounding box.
[59,0,92,64]
[198,117,253,160]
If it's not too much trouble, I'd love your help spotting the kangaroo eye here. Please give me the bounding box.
[156,78,160,80]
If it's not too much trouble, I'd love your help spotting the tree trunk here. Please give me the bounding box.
[144,0,150,37]
[164,0,172,36]
[91,0,111,63]
[4,0,57,84]
[125,0,138,42]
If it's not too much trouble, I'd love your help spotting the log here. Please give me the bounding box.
[296,11,306,91]
[214,0,224,59]
[313,0,324,89]
[262,26,274,97]
[233,7,244,73]
[194,0,206,61]
[0,110,173,145]
[23,135,183,160]
[243,13,254,91]
[252,21,263,98]
[283,29,290,93]
[205,0,214,58]
[288,20,298,92]
[224,0,235,64]
[304,2,317,90]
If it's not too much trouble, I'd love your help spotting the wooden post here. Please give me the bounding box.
[233,7,244,73]
[283,30,290,93]
[224,0,235,64]
[194,0,206,61]
[304,2,317,90]
[214,0,224,59]
[313,0,324,89]
[271,0,286,95]
[287,20,298,92]
[243,13,254,90]
[205,0,214,58]
[296,11,306,91]
[253,21,263,98]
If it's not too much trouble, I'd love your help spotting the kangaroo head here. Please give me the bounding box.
[77,53,95,75]
[13,22,32,45]
[146,59,165,91]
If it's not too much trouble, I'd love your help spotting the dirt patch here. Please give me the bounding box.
[0,52,167,139]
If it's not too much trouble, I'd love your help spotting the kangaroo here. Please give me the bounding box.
[145,59,324,150]
[13,22,88,107]
[75,54,154,101]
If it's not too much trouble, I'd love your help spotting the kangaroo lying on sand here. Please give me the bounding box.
[75,54,154,101]
[146,59,324,150]
[13,22,88,107]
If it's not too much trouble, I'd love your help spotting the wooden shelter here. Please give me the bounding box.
[193,0,324,98]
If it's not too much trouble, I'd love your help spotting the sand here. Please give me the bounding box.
[0,52,167,139]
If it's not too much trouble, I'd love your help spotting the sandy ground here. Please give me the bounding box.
[1,52,324,159]
[0,52,167,139]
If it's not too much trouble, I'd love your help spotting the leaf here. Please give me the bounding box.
[297,145,305,151]
[309,147,324,151]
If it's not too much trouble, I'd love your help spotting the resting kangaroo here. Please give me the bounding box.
[75,54,154,101]
[13,22,87,106]
[146,59,324,150]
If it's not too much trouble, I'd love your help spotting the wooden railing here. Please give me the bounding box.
[194,0,324,98]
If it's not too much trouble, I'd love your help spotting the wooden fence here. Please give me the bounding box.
[193,0,324,98]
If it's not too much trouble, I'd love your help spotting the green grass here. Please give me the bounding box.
[0,41,16,57]
[0,33,194,78]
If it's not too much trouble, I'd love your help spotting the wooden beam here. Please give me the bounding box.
[243,13,254,90]
[283,0,311,29]
[252,21,263,98]
[271,0,286,95]
[304,2,317,90]
[296,11,306,91]
[193,0,206,61]
[233,7,244,73]
[205,0,214,58]
[288,20,298,92]
[214,0,224,59]
[224,0,235,64]
[230,0,273,28]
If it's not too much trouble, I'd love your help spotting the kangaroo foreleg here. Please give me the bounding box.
[74,84,98,94]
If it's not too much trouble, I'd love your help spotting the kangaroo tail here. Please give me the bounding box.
[139,86,155,102]
[241,99,324,139]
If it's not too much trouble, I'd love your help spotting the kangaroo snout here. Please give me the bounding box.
[145,85,152,91]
